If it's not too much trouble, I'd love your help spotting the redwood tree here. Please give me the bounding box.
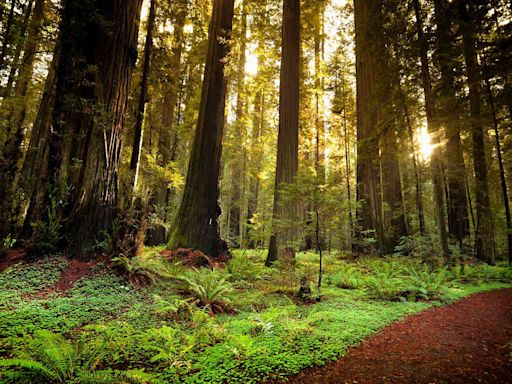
[167,0,235,258]
[26,0,144,258]
[0,0,44,244]
[413,0,450,261]
[457,1,495,264]
[353,0,385,254]
[433,0,470,246]
[266,0,300,266]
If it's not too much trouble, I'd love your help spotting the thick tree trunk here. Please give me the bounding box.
[167,0,234,259]
[413,0,450,261]
[377,5,407,254]
[128,0,156,194]
[457,1,495,264]
[433,0,470,246]
[353,0,385,255]
[28,0,143,259]
[228,1,247,248]
[266,0,300,266]
[0,0,44,243]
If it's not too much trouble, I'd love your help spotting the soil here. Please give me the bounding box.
[20,256,100,299]
[163,248,216,268]
[285,288,512,384]
[0,247,26,272]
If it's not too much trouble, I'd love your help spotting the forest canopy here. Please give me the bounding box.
[0,0,511,266]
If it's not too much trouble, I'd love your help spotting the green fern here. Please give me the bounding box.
[153,295,196,321]
[0,331,153,384]
[176,268,232,313]
[112,252,171,286]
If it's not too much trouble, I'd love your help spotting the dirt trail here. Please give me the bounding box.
[287,288,512,384]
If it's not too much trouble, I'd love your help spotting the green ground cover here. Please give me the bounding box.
[0,249,510,383]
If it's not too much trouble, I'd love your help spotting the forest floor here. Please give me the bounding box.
[0,248,511,383]
[286,288,512,384]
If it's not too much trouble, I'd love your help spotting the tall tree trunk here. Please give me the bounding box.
[377,5,407,254]
[0,0,15,71]
[228,0,247,248]
[128,0,156,194]
[167,0,234,259]
[20,42,59,237]
[413,0,450,261]
[433,0,470,246]
[483,60,512,265]
[353,0,385,254]
[342,82,354,246]
[403,98,425,235]
[2,0,34,99]
[0,0,44,243]
[266,0,300,266]
[246,90,263,248]
[457,1,495,264]
[27,0,144,259]
[146,0,188,246]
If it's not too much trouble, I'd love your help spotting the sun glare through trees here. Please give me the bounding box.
[0,0,511,382]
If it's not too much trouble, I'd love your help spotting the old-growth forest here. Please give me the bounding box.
[0,0,511,383]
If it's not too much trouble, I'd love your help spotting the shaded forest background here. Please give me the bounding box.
[0,0,511,267]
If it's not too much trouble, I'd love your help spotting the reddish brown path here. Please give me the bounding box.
[287,288,512,384]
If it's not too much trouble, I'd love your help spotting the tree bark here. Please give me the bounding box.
[433,0,470,246]
[2,0,34,99]
[0,0,16,71]
[20,42,59,237]
[146,0,188,246]
[483,59,511,265]
[403,99,425,235]
[228,0,247,248]
[0,0,44,243]
[413,0,451,261]
[457,0,495,264]
[246,90,263,248]
[128,0,156,194]
[167,0,234,259]
[266,0,300,266]
[353,0,385,255]
[27,0,144,258]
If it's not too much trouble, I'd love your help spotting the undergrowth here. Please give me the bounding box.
[0,249,510,383]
